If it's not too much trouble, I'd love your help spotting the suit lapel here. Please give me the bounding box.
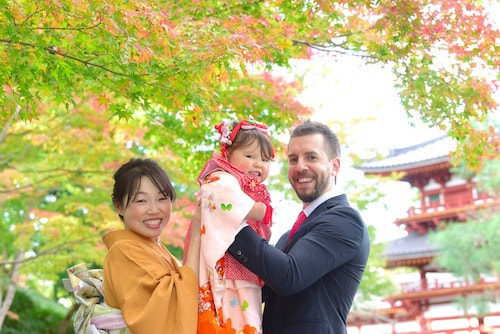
[281,195,347,252]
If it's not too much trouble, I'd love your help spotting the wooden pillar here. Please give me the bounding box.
[420,269,427,290]
[478,316,493,334]
[418,314,430,333]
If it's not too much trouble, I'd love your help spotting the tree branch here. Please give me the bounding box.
[19,5,42,26]
[0,105,21,144]
[0,237,96,266]
[0,167,110,194]
[292,39,378,61]
[0,173,62,194]
[0,39,127,76]
[29,11,104,32]
[18,3,104,32]
[0,249,23,329]
[16,167,110,174]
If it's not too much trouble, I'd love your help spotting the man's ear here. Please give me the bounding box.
[331,157,340,176]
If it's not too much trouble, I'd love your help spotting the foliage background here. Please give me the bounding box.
[0,0,498,331]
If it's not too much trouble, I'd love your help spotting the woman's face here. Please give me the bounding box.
[115,176,172,243]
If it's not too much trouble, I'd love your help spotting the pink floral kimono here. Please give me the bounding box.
[185,153,272,333]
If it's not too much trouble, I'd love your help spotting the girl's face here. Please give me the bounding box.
[228,140,270,183]
[115,176,172,243]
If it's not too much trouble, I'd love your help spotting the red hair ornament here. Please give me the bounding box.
[215,119,273,159]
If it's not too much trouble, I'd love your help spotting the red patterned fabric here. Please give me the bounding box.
[197,153,272,285]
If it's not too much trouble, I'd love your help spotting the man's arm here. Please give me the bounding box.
[227,207,367,296]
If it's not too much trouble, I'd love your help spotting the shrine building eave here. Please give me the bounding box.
[355,135,454,176]
[383,232,439,268]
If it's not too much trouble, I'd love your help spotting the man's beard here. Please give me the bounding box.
[291,172,330,203]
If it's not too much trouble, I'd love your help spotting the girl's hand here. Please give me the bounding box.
[246,201,266,222]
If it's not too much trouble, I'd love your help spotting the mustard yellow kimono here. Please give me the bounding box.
[103,230,197,334]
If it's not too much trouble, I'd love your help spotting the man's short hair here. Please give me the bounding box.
[290,120,340,159]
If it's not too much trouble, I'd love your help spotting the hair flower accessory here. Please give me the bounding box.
[215,118,272,158]
[215,121,233,145]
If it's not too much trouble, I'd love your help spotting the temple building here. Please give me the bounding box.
[349,135,500,334]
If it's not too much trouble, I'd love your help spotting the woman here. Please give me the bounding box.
[103,158,201,334]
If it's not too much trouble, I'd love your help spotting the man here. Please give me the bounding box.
[228,120,370,334]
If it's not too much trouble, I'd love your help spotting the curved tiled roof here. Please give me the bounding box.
[356,135,455,173]
[383,232,439,260]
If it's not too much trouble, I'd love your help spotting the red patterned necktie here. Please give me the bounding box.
[289,211,306,240]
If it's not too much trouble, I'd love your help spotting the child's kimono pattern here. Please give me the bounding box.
[189,153,272,333]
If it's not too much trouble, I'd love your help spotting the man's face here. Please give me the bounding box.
[287,133,340,205]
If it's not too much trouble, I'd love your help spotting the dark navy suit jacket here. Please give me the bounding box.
[228,194,370,334]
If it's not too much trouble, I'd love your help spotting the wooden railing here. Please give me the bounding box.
[398,276,497,294]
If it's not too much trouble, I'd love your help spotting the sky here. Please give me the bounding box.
[296,56,446,147]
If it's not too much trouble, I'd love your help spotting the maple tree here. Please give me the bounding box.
[0,104,124,328]
[0,0,499,330]
[1,0,498,166]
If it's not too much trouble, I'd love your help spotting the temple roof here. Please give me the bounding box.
[384,232,439,268]
[356,135,455,174]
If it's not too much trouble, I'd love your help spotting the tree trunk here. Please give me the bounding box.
[0,249,23,330]
[57,303,79,334]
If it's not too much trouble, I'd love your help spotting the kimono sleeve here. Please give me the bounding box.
[199,171,255,270]
[104,241,197,334]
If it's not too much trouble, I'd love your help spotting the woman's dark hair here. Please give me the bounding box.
[112,158,176,219]
[227,121,274,160]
